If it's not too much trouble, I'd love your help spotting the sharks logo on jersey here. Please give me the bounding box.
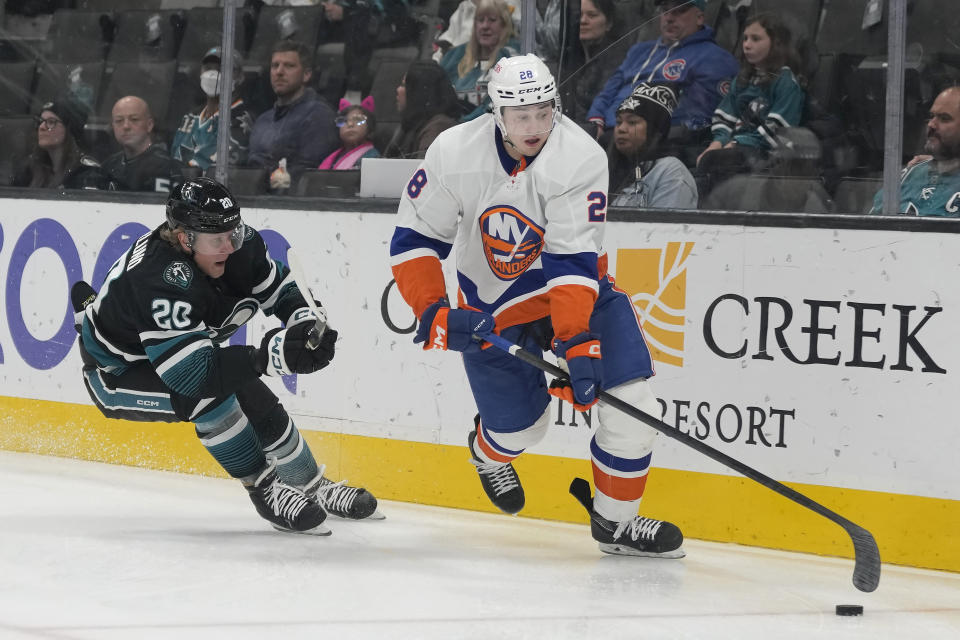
[163,261,194,289]
[478,205,545,281]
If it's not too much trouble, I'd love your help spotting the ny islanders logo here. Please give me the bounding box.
[479,205,545,280]
[615,242,694,367]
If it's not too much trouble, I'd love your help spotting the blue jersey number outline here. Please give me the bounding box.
[407,169,428,199]
[587,191,607,222]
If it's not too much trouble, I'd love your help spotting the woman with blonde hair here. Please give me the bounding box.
[439,0,519,120]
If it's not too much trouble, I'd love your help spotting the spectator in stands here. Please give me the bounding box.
[313,0,418,101]
[609,83,697,209]
[870,86,960,217]
[384,61,460,159]
[171,46,255,171]
[248,40,339,192]
[560,0,630,125]
[439,0,519,121]
[587,0,737,143]
[13,99,113,190]
[432,0,520,62]
[695,13,805,194]
[318,97,381,170]
[102,96,184,193]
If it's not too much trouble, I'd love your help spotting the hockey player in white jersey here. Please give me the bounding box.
[389,54,684,557]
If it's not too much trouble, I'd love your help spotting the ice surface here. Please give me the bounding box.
[1,451,958,639]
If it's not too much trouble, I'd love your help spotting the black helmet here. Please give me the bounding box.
[166,177,241,233]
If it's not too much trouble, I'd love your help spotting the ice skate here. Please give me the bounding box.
[304,472,384,520]
[468,431,525,515]
[246,461,330,535]
[570,477,684,558]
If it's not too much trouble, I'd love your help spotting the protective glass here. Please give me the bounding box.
[501,101,558,138]
[335,115,367,128]
[188,224,245,255]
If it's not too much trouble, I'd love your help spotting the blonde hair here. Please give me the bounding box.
[159,225,188,252]
[458,0,515,78]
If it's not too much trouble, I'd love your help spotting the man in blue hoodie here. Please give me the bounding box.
[587,0,737,140]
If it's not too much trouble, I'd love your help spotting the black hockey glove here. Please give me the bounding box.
[257,309,337,376]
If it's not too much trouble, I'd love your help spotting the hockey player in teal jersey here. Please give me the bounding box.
[871,86,960,217]
[74,177,381,533]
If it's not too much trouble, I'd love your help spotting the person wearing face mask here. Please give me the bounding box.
[172,47,256,171]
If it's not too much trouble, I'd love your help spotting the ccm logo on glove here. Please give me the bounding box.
[549,332,604,411]
[414,299,495,353]
[258,319,338,377]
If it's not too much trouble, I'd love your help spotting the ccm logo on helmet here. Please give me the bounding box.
[517,87,542,94]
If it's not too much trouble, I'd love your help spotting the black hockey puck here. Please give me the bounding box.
[835,604,864,616]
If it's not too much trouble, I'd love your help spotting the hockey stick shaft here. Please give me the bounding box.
[481,332,881,593]
[286,249,328,350]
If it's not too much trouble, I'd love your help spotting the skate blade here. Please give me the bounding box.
[330,508,386,521]
[597,542,686,559]
[271,523,332,536]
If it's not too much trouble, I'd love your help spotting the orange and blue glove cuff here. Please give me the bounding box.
[414,299,496,353]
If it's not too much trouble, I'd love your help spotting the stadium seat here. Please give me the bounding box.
[314,41,348,106]
[713,0,821,55]
[76,0,161,10]
[45,9,114,63]
[833,177,881,214]
[368,59,407,131]
[106,9,186,63]
[160,0,219,8]
[181,165,202,181]
[905,2,960,63]
[31,61,105,115]
[0,62,36,116]
[98,60,178,126]
[220,166,268,196]
[702,174,834,214]
[246,6,324,67]
[0,116,37,185]
[177,7,255,71]
[374,122,398,159]
[295,169,362,197]
[617,0,657,46]
[817,0,886,57]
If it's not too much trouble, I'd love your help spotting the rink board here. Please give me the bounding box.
[0,200,957,572]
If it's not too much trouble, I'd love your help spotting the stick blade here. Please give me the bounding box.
[568,477,593,515]
[849,525,881,592]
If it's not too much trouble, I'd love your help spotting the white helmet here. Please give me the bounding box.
[487,54,561,137]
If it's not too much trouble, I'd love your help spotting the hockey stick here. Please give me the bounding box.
[286,249,328,350]
[480,332,881,593]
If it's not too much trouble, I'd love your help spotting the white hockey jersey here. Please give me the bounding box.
[390,113,609,340]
